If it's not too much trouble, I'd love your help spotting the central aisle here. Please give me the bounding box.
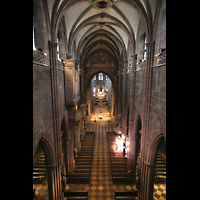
[65,123,137,200]
[88,124,115,200]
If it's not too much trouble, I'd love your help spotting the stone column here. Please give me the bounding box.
[139,41,155,200]
[117,66,122,128]
[74,122,81,152]
[111,84,115,117]
[146,163,155,200]
[127,54,137,172]
[80,64,85,104]
[63,136,71,173]
[48,40,63,200]
[46,164,56,200]
[122,60,128,133]
[64,58,75,105]
[68,119,76,172]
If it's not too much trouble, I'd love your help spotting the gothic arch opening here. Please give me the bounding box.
[33,137,54,200]
[147,133,166,200]
[86,71,115,123]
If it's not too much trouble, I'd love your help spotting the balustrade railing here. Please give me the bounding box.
[33,49,46,65]
[157,50,166,65]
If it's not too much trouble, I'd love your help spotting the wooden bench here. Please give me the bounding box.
[33,167,47,172]
[112,172,134,177]
[33,176,45,183]
[64,191,88,200]
[75,161,91,165]
[66,173,90,177]
[66,177,90,184]
[107,131,136,185]
[75,158,92,162]
[115,190,138,200]
[75,165,91,169]
[113,177,135,184]
[66,132,94,184]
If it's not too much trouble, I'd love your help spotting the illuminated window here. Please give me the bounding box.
[93,75,96,80]
[143,34,146,60]
[106,75,108,80]
[33,25,36,50]
[94,87,96,93]
[57,38,59,59]
[99,73,103,80]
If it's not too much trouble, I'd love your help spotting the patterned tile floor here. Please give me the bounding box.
[66,122,138,200]
[33,179,48,200]
[33,118,166,200]
[153,183,166,200]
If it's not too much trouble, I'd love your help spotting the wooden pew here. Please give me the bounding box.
[66,177,90,184]
[107,131,135,185]
[115,190,138,200]
[66,132,94,184]
[64,191,88,200]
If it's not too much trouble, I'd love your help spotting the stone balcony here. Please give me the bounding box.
[33,49,48,66]
[155,50,166,66]
[156,50,166,66]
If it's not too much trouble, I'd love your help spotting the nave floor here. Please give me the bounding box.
[33,121,166,200]
[66,123,137,200]
[66,122,166,200]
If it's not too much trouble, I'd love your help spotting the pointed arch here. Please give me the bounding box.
[38,135,55,200]
[39,136,55,166]
[147,132,165,165]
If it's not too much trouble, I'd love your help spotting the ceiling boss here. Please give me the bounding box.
[89,0,117,11]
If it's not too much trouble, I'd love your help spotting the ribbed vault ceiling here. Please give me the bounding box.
[47,0,158,61]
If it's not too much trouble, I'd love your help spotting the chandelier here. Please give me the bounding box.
[89,0,117,11]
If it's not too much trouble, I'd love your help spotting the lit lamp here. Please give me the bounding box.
[115,136,123,152]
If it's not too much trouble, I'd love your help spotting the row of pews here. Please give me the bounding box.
[33,152,46,183]
[64,132,95,199]
[155,152,166,183]
[107,132,135,184]
[64,191,88,200]
[107,132,138,200]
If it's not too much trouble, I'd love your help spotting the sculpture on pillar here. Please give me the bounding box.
[61,163,67,192]
[135,155,140,189]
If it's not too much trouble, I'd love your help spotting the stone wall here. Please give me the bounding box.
[148,65,166,143]
[134,69,145,120]
[57,68,66,128]
[33,64,54,158]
